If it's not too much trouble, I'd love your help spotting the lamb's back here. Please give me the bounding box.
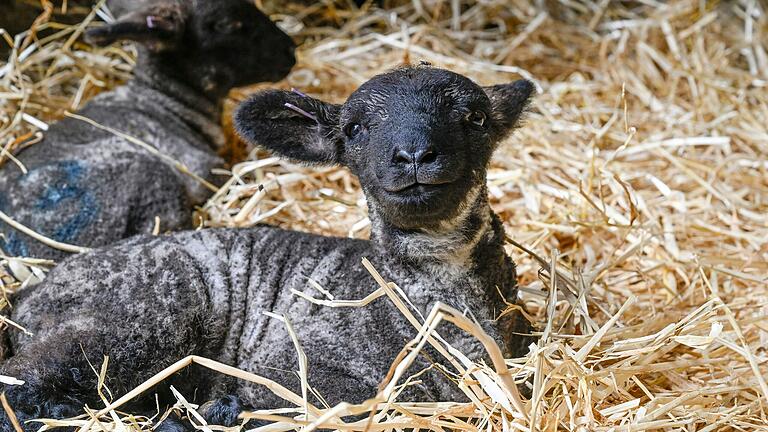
[25,82,224,203]
[0,83,224,259]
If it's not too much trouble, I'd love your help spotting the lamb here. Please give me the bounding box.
[0,0,296,261]
[0,66,535,430]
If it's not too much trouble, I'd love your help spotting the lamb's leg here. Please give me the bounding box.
[198,396,244,426]
[0,320,223,432]
[1,272,223,429]
[129,396,244,432]
[0,331,98,432]
[149,395,243,432]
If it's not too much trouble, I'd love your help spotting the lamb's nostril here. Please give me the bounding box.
[395,150,415,164]
[416,149,437,164]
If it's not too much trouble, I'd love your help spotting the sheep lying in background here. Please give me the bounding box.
[0,66,535,430]
[0,0,295,261]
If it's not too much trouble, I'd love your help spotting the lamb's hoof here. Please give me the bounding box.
[155,417,189,432]
[0,402,80,432]
[152,396,242,432]
[42,401,81,420]
[198,395,242,427]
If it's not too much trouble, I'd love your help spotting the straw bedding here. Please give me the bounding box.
[1,0,767,430]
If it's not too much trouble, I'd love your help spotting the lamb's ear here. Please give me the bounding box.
[85,1,186,52]
[235,90,343,166]
[483,79,536,139]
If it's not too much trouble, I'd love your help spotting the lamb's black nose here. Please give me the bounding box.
[394,149,437,166]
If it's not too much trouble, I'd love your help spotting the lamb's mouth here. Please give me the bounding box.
[384,180,453,194]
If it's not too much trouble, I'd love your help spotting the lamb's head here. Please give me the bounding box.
[86,0,295,98]
[237,67,533,234]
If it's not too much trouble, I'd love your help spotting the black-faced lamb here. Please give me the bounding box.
[0,0,296,261]
[0,66,535,430]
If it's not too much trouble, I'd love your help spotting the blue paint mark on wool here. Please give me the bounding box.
[32,161,100,243]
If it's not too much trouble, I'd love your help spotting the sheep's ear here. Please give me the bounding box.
[235,90,343,166]
[85,1,186,52]
[483,80,536,139]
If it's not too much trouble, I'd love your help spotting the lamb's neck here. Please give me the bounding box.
[371,186,514,288]
[128,58,226,150]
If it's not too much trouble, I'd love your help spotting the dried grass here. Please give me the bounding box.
[1,0,767,430]
[0,0,129,282]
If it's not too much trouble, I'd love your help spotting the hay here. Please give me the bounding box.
[1,0,768,430]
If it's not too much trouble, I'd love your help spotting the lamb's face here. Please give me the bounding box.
[235,66,534,230]
[339,69,501,228]
[88,0,296,97]
[182,0,296,89]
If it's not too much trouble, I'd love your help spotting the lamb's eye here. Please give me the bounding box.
[214,20,243,34]
[466,111,487,128]
[346,123,365,139]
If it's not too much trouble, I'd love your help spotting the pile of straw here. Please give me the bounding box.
[2,0,767,430]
